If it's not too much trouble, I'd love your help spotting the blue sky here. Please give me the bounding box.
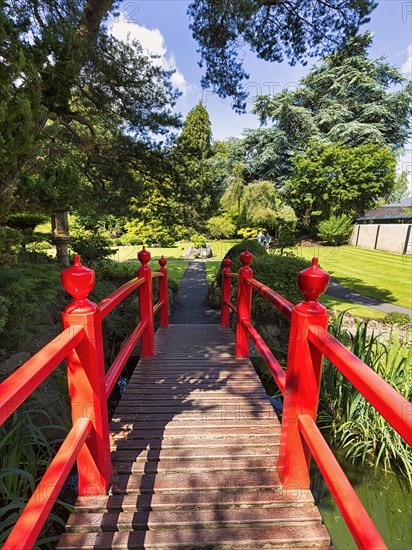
[110,1,412,190]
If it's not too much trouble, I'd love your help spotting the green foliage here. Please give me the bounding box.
[0,227,22,267]
[70,232,115,263]
[287,141,397,228]
[0,263,61,351]
[237,227,262,239]
[320,314,412,484]
[188,2,376,112]
[172,102,216,227]
[318,214,353,245]
[190,233,207,248]
[215,239,309,321]
[5,214,49,234]
[206,216,236,239]
[254,33,412,151]
[383,312,411,327]
[123,219,176,247]
[240,181,298,246]
[0,410,69,548]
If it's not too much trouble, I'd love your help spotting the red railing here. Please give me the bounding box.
[0,247,168,550]
[221,251,412,550]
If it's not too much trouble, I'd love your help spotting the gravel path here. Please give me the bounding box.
[326,278,412,316]
[170,261,220,324]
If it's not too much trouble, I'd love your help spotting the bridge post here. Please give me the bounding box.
[277,257,329,489]
[61,255,112,495]
[221,257,232,327]
[138,246,154,356]
[158,256,169,327]
[235,249,253,357]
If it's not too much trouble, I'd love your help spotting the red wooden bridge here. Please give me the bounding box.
[1,248,411,549]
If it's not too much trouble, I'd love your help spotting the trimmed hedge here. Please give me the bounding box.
[214,239,311,322]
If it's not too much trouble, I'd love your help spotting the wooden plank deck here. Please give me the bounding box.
[58,324,330,549]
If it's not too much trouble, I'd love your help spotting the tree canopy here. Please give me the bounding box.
[188,0,377,111]
[1,0,181,222]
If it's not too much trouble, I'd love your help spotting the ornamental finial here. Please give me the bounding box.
[138,246,151,266]
[61,254,96,311]
[298,257,330,303]
[223,257,232,269]
[158,255,167,268]
[239,248,253,267]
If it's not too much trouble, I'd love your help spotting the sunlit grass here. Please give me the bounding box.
[295,245,412,308]
[110,240,240,262]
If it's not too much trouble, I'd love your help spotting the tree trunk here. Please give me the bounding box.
[51,210,71,268]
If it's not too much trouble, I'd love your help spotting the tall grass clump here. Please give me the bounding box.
[319,313,412,485]
[0,410,72,548]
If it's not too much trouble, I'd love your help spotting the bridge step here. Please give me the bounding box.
[58,325,330,549]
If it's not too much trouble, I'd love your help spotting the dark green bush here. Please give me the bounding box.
[214,239,310,322]
[0,227,22,267]
[70,233,115,263]
[0,263,62,351]
[383,311,410,327]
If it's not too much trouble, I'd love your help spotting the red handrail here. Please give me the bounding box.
[298,415,386,549]
[308,325,412,445]
[0,325,84,424]
[242,319,286,395]
[221,251,411,549]
[98,277,145,318]
[1,248,169,549]
[245,278,293,319]
[2,418,92,550]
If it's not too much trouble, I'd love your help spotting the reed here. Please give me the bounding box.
[0,409,72,548]
[319,313,412,485]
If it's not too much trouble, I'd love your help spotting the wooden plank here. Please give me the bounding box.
[58,324,330,549]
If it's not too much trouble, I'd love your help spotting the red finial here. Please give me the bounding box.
[138,246,151,266]
[240,248,253,267]
[61,254,96,310]
[298,257,329,303]
[158,255,167,268]
[223,257,232,269]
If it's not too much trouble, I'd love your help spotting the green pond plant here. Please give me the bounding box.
[318,313,412,486]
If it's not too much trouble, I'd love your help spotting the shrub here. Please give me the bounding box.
[5,213,49,234]
[237,227,264,239]
[191,232,207,248]
[317,214,353,245]
[213,239,310,322]
[320,314,412,484]
[206,216,236,239]
[70,233,115,263]
[0,227,22,267]
[383,311,410,327]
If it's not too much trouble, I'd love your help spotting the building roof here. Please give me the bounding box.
[356,199,412,222]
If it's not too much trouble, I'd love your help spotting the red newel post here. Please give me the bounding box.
[221,257,233,327]
[277,257,329,489]
[235,249,253,357]
[61,254,112,495]
[158,256,169,327]
[138,246,154,356]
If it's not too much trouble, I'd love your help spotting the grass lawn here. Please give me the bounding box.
[203,254,385,318]
[110,240,240,262]
[159,261,188,288]
[296,245,412,309]
[205,261,221,284]
[320,294,385,319]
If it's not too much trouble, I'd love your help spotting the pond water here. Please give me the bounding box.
[311,459,412,549]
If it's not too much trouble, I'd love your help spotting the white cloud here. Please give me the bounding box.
[109,14,189,94]
[400,43,412,77]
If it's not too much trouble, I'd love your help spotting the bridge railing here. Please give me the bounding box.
[221,250,412,550]
[0,247,168,550]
